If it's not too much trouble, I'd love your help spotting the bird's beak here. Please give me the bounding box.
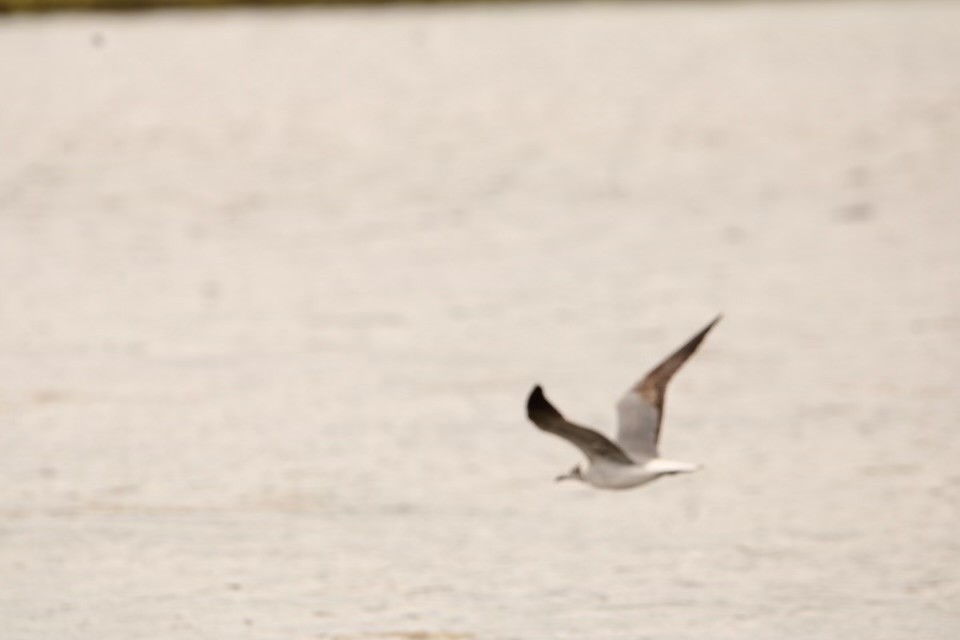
[554,473,572,482]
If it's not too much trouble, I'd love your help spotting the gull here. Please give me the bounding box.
[525,315,721,490]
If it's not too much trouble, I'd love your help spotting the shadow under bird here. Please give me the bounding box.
[525,315,721,490]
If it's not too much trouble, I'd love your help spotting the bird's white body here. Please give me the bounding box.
[581,457,701,490]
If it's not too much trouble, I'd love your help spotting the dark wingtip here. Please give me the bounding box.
[690,313,722,346]
[635,314,723,400]
[526,384,545,417]
[526,384,562,423]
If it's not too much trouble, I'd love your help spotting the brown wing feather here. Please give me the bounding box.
[526,385,633,465]
[635,314,721,411]
[616,314,721,458]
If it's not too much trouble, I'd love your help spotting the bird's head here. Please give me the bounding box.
[555,465,584,483]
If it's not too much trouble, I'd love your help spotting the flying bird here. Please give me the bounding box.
[525,315,721,490]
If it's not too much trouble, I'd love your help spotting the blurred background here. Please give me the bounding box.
[1,1,958,639]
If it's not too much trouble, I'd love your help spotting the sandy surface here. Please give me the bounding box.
[1,1,959,638]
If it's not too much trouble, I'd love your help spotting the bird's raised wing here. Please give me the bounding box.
[615,315,721,461]
[527,386,633,465]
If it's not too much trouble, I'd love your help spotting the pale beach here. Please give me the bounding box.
[1,2,958,638]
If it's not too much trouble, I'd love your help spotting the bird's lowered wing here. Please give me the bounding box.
[615,315,721,461]
[527,386,633,465]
